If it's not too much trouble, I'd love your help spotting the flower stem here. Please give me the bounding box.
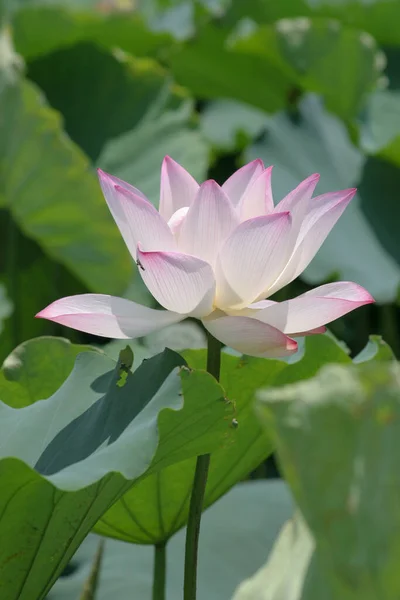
[152,541,167,600]
[183,332,222,600]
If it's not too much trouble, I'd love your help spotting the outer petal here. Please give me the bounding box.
[266,188,356,296]
[36,294,184,339]
[274,173,320,222]
[98,170,176,259]
[97,169,148,201]
[222,159,264,207]
[238,166,274,221]
[251,282,374,334]
[159,156,199,222]
[137,246,216,317]
[178,180,239,265]
[215,212,293,309]
[202,313,298,358]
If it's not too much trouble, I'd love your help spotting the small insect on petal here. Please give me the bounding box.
[136,258,145,271]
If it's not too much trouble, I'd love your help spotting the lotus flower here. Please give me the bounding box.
[37,158,374,357]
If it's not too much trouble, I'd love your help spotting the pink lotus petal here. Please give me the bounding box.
[252,281,374,334]
[238,166,274,221]
[215,212,293,309]
[167,206,189,237]
[97,169,148,201]
[222,159,264,207]
[266,188,356,295]
[202,313,298,358]
[98,170,176,260]
[274,173,320,220]
[36,294,184,339]
[159,156,199,222]
[178,180,239,266]
[137,246,216,317]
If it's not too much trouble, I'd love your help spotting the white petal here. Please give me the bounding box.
[97,169,148,201]
[222,159,264,207]
[202,313,297,358]
[137,247,216,317]
[238,166,274,221]
[267,188,356,295]
[159,156,199,222]
[167,207,189,237]
[274,173,320,222]
[252,281,374,334]
[178,180,239,266]
[36,294,184,339]
[215,212,293,309]
[98,170,176,259]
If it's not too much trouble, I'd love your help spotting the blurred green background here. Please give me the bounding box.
[1,0,400,362]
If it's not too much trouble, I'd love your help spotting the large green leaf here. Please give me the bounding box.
[232,513,316,600]
[226,0,400,47]
[167,25,291,114]
[309,0,400,47]
[51,481,293,600]
[98,98,209,206]
[256,359,400,599]
[234,18,384,120]
[0,73,132,294]
[200,99,266,151]
[0,347,234,599]
[27,44,179,161]
[0,336,97,408]
[247,94,400,303]
[0,214,88,362]
[360,89,400,165]
[95,334,351,544]
[12,5,172,61]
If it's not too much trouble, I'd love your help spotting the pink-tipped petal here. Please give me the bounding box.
[137,246,216,317]
[159,156,199,222]
[266,188,356,295]
[202,314,298,358]
[252,282,374,334]
[98,170,176,260]
[178,180,239,265]
[222,159,264,207]
[215,212,293,309]
[36,294,184,339]
[274,173,320,221]
[97,169,148,201]
[238,166,274,221]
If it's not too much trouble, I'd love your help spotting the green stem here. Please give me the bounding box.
[80,539,105,600]
[183,333,222,600]
[152,542,167,600]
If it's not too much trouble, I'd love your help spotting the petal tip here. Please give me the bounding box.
[162,155,181,169]
[97,167,109,181]
[286,338,298,352]
[343,188,357,202]
[252,158,264,168]
[35,305,54,320]
[199,179,224,194]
